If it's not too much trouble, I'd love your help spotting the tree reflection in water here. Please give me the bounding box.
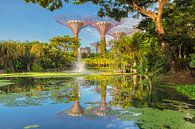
[67,83,84,116]
[91,82,111,116]
[110,75,152,108]
[0,75,190,115]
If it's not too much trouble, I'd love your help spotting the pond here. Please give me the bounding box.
[0,75,194,129]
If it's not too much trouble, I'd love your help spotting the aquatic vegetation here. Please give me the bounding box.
[0,76,194,129]
[0,79,14,87]
[108,108,195,129]
[24,124,39,129]
[136,108,195,129]
[176,85,195,100]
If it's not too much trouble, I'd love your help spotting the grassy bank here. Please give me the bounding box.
[0,71,135,78]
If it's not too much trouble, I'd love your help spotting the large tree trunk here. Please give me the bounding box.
[132,0,168,48]
[132,0,177,73]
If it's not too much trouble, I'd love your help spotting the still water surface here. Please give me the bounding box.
[0,76,194,129]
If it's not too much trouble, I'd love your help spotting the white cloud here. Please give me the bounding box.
[114,17,141,30]
[84,27,100,39]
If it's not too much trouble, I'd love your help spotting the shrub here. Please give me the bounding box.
[38,57,56,69]
[189,54,195,68]
[32,64,43,72]
[0,64,5,70]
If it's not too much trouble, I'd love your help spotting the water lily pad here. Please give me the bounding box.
[23,124,39,129]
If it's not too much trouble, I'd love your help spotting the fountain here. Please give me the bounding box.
[56,15,92,72]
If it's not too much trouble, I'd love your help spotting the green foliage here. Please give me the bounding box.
[137,108,195,129]
[99,40,106,54]
[176,85,195,100]
[49,35,80,57]
[31,64,43,72]
[109,32,165,75]
[37,57,56,69]
[0,64,5,70]
[136,0,195,72]
[109,108,195,129]
[24,0,162,21]
[84,55,111,67]
[0,35,77,72]
[189,54,195,68]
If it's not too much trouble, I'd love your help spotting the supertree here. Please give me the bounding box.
[90,41,100,54]
[107,27,135,40]
[88,17,122,54]
[55,15,93,39]
[55,15,93,56]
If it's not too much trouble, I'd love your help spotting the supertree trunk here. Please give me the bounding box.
[100,35,106,54]
[56,16,90,56]
[93,84,111,116]
[89,19,122,54]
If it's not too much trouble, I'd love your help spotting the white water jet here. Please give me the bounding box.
[73,48,86,73]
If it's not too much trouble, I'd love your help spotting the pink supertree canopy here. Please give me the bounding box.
[55,15,93,39]
[107,27,134,40]
[88,17,122,53]
[55,15,125,53]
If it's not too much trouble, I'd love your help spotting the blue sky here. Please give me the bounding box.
[0,0,140,47]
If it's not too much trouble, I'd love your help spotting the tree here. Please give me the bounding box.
[138,0,195,72]
[0,41,18,70]
[24,0,169,41]
[49,35,79,57]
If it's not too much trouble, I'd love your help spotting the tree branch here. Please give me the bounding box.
[131,1,157,21]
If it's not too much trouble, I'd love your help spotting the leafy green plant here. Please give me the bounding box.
[32,64,43,72]
[0,64,5,70]
[109,108,195,129]
[189,54,195,68]
[24,124,39,129]
[176,85,195,100]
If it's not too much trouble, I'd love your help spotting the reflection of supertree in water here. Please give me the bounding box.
[89,18,122,54]
[67,84,84,116]
[68,99,84,116]
[92,82,111,116]
[57,83,84,117]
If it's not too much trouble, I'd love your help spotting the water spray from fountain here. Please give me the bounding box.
[55,15,93,73]
[74,47,86,73]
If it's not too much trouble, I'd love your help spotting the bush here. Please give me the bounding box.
[32,64,43,72]
[176,84,195,100]
[5,68,14,73]
[0,64,5,70]
[189,54,195,68]
[38,57,56,69]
